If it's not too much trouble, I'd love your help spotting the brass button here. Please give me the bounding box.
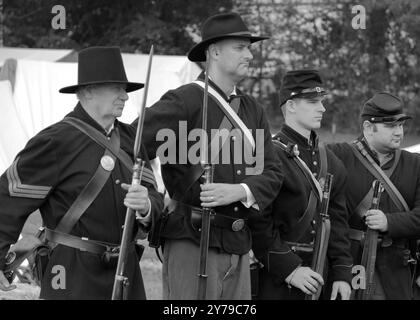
[310,230,316,235]
[312,151,316,155]
[234,207,239,212]
[312,219,316,225]
[115,179,121,184]
[236,170,242,175]
[313,172,317,177]
[313,161,318,166]
[107,137,111,140]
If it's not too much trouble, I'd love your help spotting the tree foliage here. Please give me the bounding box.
[3,0,233,54]
[236,0,420,133]
[3,0,420,133]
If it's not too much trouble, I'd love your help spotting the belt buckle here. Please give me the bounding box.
[232,219,245,232]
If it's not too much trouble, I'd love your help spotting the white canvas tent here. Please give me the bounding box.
[0,48,201,176]
[0,47,72,67]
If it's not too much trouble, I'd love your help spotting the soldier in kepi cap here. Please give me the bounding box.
[250,69,353,300]
[0,47,163,299]
[329,92,420,299]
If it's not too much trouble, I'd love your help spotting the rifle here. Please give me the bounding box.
[196,54,214,300]
[111,45,154,300]
[305,173,333,300]
[355,180,383,300]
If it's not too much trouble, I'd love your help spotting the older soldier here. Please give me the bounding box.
[0,47,163,299]
[329,92,420,299]
[136,12,283,299]
[250,70,353,300]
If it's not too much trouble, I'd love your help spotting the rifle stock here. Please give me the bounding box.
[111,45,154,300]
[306,173,333,300]
[355,180,383,300]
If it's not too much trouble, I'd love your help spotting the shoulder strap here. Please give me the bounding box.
[354,148,403,218]
[318,144,328,181]
[192,80,255,152]
[350,142,409,212]
[272,138,322,200]
[63,117,133,169]
[63,117,157,189]
[55,129,121,234]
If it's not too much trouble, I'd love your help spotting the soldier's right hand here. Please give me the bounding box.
[285,266,324,295]
[0,270,17,291]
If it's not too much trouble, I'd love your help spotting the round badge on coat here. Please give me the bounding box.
[101,155,115,171]
[232,219,245,232]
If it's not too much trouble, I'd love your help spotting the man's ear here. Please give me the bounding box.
[362,120,373,136]
[285,99,296,114]
[84,85,96,100]
[208,43,219,60]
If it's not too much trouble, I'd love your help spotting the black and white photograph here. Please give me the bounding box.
[0,0,419,308]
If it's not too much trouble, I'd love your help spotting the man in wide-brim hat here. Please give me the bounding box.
[0,46,163,300]
[136,12,283,299]
[329,92,420,300]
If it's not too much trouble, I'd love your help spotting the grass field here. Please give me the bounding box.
[1,130,419,300]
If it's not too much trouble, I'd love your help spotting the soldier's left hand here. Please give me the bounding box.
[200,183,247,207]
[365,209,388,232]
[121,183,150,215]
[331,281,351,300]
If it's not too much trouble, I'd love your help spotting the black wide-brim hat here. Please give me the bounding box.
[279,69,327,106]
[361,92,412,123]
[59,46,144,94]
[188,12,269,62]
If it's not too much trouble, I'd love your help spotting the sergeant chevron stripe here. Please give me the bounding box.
[141,167,157,190]
[6,157,52,199]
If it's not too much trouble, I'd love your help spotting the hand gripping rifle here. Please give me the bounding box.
[355,180,383,300]
[306,173,333,300]
[111,45,154,300]
[197,54,214,300]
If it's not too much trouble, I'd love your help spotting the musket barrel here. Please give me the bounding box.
[134,45,154,158]
[197,53,213,300]
[111,44,154,300]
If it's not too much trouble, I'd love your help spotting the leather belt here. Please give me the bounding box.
[191,207,246,232]
[171,201,247,232]
[45,228,119,255]
[285,241,314,253]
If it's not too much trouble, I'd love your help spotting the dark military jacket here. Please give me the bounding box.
[0,103,163,300]
[250,125,353,299]
[137,73,283,255]
[329,137,420,299]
